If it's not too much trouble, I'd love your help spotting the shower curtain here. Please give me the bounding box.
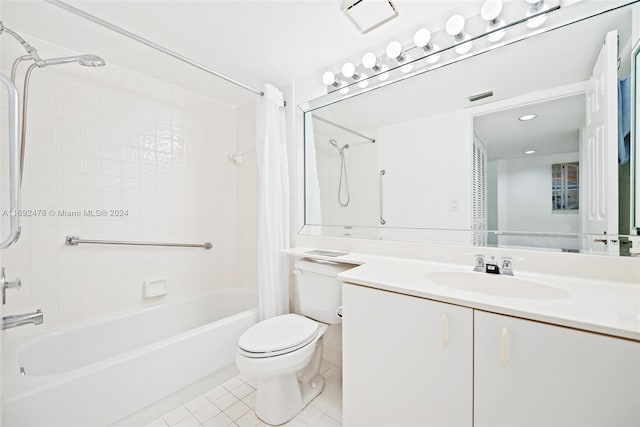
[256,84,290,320]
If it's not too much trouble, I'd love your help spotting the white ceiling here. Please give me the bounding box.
[474,95,585,160]
[0,0,487,105]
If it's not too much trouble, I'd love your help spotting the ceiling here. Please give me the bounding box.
[0,0,487,106]
[310,5,630,131]
[474,95,585,160]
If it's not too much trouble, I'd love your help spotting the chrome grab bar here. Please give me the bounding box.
[65,235,213,250]
[0,73,22,248]
[379,169,386,225]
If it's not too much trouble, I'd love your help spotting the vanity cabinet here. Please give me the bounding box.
[474,311,640,427]
[342,283,473,426]
[342,283,640,426]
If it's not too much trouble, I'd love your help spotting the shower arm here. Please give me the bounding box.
[0,22,44,66]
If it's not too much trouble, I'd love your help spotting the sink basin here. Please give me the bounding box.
[425,272,570,301]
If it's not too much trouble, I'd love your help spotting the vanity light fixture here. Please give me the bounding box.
[524,150,536,154]
[519,114,537,121]
[386,40,405,62]
[481,0,506,42]
[342,62,360,80]
[362,52,381,71]
[526,0,547,28]
[400,55,414,73]
[414,28,441,64]
[358,73,370,89]
[446,14,473,55]
[322,71,342,87]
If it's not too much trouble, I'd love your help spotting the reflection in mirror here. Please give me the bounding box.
[303,4,638,255]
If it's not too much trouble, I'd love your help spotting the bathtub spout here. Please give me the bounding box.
[2,309,43,330]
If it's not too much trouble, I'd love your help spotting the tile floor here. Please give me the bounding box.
[144,361,342,427]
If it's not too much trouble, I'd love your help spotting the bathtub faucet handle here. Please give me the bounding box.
[1,267,22,305]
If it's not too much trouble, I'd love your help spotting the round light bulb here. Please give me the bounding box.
[487,28,506,43]
[426,45,441,64]
[377,64,390,81]
[386,41,403,60]
[322,71,336,86]
[446,15,466,36]
[358,73,369,89]
[481,0,503,22]
[400,55,413,73]
[455,40,472,55]
[526,14,547,29]
[339,82,349,95]
[413,28,431,48]
[362,52,378,70]
[342,62,357,79]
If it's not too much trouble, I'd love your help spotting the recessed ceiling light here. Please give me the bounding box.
[519,114,537,121]
[524,150,536,154]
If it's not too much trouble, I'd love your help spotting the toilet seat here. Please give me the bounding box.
[239,314,319,359]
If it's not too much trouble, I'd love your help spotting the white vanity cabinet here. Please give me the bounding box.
[342,283,473,427]
[474,311,640,427]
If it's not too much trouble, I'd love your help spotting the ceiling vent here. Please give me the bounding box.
[345,0,399,34]
[468,90,494,103]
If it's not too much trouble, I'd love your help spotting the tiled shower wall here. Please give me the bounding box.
[0,33,243,343]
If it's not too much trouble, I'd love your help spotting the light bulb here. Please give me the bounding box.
[339,81,349,95]
[455,38,472,55]
[386,41,404,61]
[342,62,359,80]
[358,73,369,89]
[526,14,546,29]
[322,71,338,87]
[446,15,466,40]
[413,28,432,51]
[426,45,441,64]
[487,28,506,42]
[400,55,413,73]
[377,64,390,81]
[362,52,379,71]
[481,0,503,24]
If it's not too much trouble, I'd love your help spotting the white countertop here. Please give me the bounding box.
[284,247,640,341]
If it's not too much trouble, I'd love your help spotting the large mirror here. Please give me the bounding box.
[302,3,639,255]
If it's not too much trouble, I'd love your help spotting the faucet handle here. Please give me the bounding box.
[501,257,514,276]
[474,255,485,272]
[1,267,22,305]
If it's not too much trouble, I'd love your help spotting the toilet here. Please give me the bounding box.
[236,259,351,425]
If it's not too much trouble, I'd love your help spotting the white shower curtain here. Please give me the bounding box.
[256,84,290,321]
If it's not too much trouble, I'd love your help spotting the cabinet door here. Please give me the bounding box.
[342,284,473,426]
[474,311,640,426]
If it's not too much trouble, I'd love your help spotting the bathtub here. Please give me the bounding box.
[3,289,258,426]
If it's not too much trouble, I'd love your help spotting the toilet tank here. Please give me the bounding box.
[294,259,353,324]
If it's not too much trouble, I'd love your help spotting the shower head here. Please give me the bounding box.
[329,139,338,148]
[41,54,106,67]
[340,144,350,154]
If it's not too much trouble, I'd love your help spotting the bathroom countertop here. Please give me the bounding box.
[284,247,640,342]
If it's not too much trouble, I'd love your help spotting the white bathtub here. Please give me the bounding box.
[3,289,258,426]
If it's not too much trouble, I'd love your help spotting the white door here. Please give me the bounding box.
[474,311,640,426]
[342,283,473,426]
[581,30,619,254]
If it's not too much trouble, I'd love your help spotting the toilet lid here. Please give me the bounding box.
[238,314,319,354]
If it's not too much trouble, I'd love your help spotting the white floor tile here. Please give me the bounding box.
[235,411,261,427]
[241,391,256,409]
[223,377,244,391]
[143,418,168,427]
[214,393,239,411]
[296,406,323,426]
[224,400,250,421]
[310,392,341,414]
[205,386,228,402]
[284,417,309,427]
[193,402,222,424]
[326,404,342,424]
[237,374,248,383]
[186,395,211,414]
[175,414,201,427]
[203,412,235,427]
[312,415,340,427]
[163,406,191,426]
[230,383,254,400]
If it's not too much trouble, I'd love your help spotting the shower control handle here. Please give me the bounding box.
[379,169,386,225]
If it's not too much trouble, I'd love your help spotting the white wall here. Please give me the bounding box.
[0,34,242,348]
[490,152,580,250]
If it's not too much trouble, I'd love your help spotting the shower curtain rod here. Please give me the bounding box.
[46,0,267,99]
[313,115,376,143]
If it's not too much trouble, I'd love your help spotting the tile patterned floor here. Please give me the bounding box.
[144,361,342,427]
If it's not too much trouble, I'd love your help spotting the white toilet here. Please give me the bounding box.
[236,259,351,426]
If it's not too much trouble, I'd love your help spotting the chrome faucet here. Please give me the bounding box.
[1,267,21,304]
[2,309,43,330]
[473,255,514,276]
